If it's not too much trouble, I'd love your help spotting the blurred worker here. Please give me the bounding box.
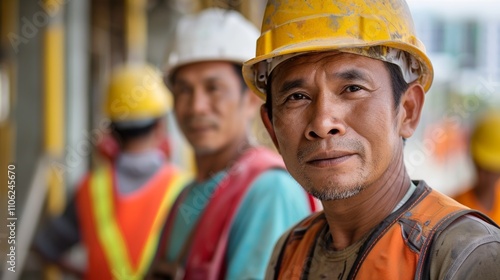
[454,110,500,223]
[242,0,500,279]
[147,8,315,280]
[34,64,187,279]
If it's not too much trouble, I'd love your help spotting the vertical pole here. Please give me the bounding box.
[43,1,66,278]
[43,0,65,214]
[125,0,147,64]
[66,0,90,189]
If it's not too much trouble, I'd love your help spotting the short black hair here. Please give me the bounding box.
[264,61,409,121]
[385,61,409,108]
[110,118,160,146]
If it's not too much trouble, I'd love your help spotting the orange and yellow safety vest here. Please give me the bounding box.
[76,163,187,280]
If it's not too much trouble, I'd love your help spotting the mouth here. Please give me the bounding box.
[188,126,214,133]
[305,151,355,168]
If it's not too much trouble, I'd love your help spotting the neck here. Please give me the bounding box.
[122,138,156,154]
[194,136,252,182]
[322,148,411,251]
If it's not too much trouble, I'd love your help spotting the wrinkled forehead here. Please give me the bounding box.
[172,61,238,84]
[255,46,422,98]
[270,51,384,85]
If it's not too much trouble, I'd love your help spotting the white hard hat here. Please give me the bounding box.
[165,8,259,77]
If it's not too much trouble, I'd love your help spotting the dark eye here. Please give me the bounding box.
[207,85,219,92]
[287,93,307,101]
[173,86,190,96]
[345,85,362,93]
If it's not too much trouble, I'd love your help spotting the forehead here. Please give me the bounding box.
[173,61,237,84]
[271,52,386,86]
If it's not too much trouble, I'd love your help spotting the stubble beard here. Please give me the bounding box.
[301,173,367,201]
[294,139,368,201]
[301,166,366,201]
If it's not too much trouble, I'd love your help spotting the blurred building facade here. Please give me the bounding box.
[404,0,500,195]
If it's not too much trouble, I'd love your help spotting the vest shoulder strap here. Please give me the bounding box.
[412,191,498,280]
[273,212,326,280]
[351,183,496,280]
[184,147,286,280]
[149,147,287,280]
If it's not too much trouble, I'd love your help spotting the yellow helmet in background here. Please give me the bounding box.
[471,110,500,172]
[243,0,434,100]
[104,64,171,126]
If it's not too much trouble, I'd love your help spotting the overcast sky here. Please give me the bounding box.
[406,0,500,19]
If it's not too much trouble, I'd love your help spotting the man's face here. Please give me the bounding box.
[172,61,253,155]
[265,52,404,200]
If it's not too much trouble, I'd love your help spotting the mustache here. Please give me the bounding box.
[297,139,365,163]
[185,116,218,128]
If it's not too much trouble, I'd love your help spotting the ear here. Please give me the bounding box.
[260,104,280,152]
[153,118,167,143]
[399,83,425,138]
[243,88,263,119]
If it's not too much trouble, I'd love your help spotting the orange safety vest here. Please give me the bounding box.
[149,147,319,280]
[272,182,497,280]
[76,162,187,280]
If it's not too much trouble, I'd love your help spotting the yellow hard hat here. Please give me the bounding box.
[104,64,171,125]
[471,111,500,172]
[243,0,434,100]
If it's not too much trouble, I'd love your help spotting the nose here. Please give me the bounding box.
[189,88,210,115]
[305,98,347,140]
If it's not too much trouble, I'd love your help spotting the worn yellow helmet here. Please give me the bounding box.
[104,64,171,126]
[471,110,500,172]
[243,0,434,100]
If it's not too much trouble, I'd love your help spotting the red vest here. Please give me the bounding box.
[76,163,186,280]
[272,182,497,280]
[149,147,318,280]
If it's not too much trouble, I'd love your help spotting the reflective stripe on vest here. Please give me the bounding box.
[273,183,496,280]
[90,163,188,279]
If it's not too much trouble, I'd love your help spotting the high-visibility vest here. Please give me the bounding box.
[271,182,498,280]
[76,162,188,280]
[149,147,319,280]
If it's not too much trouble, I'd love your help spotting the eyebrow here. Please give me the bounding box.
[173,75,220,87]
[278,79,304,95]
[275,69,371,95]
[204,76,220,84]
[334,69,370,82]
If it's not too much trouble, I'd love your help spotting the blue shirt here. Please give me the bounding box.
[166,169,311,279]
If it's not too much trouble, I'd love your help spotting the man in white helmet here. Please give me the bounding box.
[147,8,316,280]
[243,0,500,279]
